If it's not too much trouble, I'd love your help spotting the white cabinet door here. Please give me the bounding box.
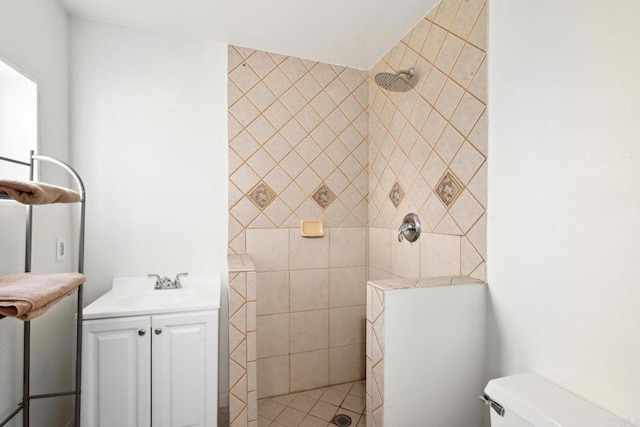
[151,311,218,427]
[82,316,151,427]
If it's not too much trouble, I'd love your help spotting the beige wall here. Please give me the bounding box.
[368,0,487,282]
[227,47,369,397]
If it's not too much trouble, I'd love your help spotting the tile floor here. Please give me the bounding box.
[258,380,366,427]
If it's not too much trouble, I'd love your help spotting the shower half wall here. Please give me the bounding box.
[227,46,369,398]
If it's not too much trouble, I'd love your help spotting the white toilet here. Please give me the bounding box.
[483,373,631,426]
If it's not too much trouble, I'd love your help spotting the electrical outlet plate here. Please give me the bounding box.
[56,237,66,261]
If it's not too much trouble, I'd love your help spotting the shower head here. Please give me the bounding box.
[374,68,415,92]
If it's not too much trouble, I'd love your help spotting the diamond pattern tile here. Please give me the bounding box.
[227,264,258,427]
[228,45,368,251]
[366,284,386,427]
[312,185,336,209]
[388,182,404,208]
[435,171,463,206]
[248,182,276,209]
[367,2,486,250]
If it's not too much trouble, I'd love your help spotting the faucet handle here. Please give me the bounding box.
[397,213,422,243]
[397,223,414,242]
[174,272,188,288]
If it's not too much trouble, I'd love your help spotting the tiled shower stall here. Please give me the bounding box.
[227,0,486,425]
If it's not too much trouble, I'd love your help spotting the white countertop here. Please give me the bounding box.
[83,274,221,320]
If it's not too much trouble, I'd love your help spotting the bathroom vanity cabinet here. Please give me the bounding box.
[81,274,221,427]
[82,310,218,427]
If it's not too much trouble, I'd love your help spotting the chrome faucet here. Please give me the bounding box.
[398,222,415,241]
[397,213,422,242]
[148,273,187,290]
[174,272,188,288]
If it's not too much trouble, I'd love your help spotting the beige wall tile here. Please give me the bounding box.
[246,228,290,271]
[257,313,289,358]
[421,24,447,63]
[247,331,257,361]
[390,238,420,278]
[466,213,486,259]
[461,236,483,276]
[449,189,484,233]
[368,228,391,272]
[367,267,396,282]
[330,305,366,347]
[468,109,487,155]
[419,232,461,277]
[450,92,485,137]
[257,356,289,398]
[435,79,465,119]
[468,57,487,103]
[450,43,485,89]
[450,141,485,185]
[435,125,464,165]
[247,361,257,392]
[435,34,465,74]
[329,227,367,267]
[434,0,463,29]
[290,269,329,311]
[290,309,329,353]
[449,0,485,40]
[330,344,366,384]
[290,230,330,270]
[468,5,487,51]
[330,266,367,308]
[256,271,289,315]
[290,350,330,392]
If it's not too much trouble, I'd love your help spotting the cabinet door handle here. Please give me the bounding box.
[138,329,146,336]
[154,328,162,335]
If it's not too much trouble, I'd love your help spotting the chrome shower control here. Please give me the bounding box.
[398,213,421,243]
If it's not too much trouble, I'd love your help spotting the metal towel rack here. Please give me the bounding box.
[0,150,86,427]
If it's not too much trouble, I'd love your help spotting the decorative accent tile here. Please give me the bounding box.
[248,182,276,209]
[312,185,336,209]
[435,171,463,207]
[388,182,404,208]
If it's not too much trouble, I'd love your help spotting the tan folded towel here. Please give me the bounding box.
[0,179,81,204]
[0,273,86,320]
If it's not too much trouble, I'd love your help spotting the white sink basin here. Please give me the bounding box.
[83,274,221,320]
[116,289,201,308]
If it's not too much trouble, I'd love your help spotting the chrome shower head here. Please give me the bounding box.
[374,68,415,92]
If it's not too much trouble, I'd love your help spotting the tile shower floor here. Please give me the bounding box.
[258,380,366,427]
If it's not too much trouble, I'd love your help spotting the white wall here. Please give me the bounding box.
[69,18,229,403]
[70,19,228,302]
[488,0,640,423]
[0,1,75,426]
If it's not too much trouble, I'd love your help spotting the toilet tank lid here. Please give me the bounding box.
[484,374,629,427]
